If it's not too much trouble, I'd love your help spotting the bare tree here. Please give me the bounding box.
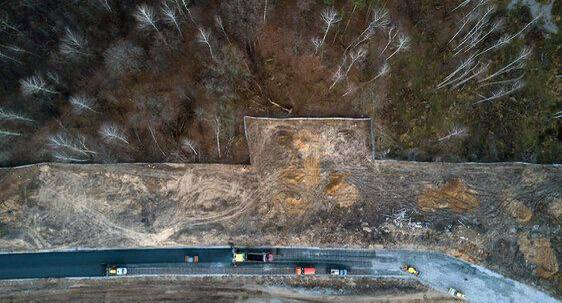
[0,108,33,122]
[473,80,525,104]
[19,74,58,96]
[317,7,341,53]
[215,15,231,45]
[345,46,367,75]
[104,40,144,77]
[48,132,97,156]
[380,26,397,54]
[99,122,129,144]
[162,2,182,36]
[94,0,111,11]
[59,27,90,59]
[181,138,199,156]
[263,0,268,23]
[386,33,410,60]
[366,62,390,84]
[329,65,344,90]
[311,37,322,53]
[69,94,98,114]
[214,115,221,159]
[438,125,468,142]
[479,47,531,82]
[0,130,21,137]
[134,4,160,32]
[196,27,215,60]
[0,48,22,64]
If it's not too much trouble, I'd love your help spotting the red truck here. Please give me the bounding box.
[295,267,316,275]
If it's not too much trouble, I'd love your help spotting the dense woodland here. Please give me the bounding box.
[0,0,560,166]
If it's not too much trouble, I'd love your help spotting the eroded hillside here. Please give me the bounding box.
[1,117,560,296]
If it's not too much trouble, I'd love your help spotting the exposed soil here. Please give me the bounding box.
[0,276,449,303]
[0,118,560,298]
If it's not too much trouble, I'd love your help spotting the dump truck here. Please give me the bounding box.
[295,267,316,275]
[330,268,348,276]
[233,251,273,263]
[402,264,419,276]
[448,288,466,299]
[106,265,127,276]
[184,255,199,263]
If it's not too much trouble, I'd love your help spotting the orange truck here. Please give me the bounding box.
[295,267,316,275]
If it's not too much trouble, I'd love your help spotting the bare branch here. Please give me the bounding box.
[215,15,231,45]
[48,132,97,156]
[473,80,525,104]
[0,130,21,137]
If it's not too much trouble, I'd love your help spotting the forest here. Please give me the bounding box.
[0,0,560,166]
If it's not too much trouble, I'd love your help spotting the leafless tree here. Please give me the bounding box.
[0,130,21,137]
[99,122,129,144]
[473,80,525,104]
[181,138,199,156]
[342,82,357,97]
[19,74,58,96]
[134,4,160,32]
[196,27,215,60]
[386,33,410,60]
[104,40,144,77]
[479,47,531,82]
[449,63,488,89]
[0,46,22,64]
[438,125,468,142]
[48,132,97,156]
[162,2,182,36]
[329,65,344,90]
[345,46,367,75]
[366,62,390,84]
[317,7,341,53]
[69,94,97,114]
[263,0,268,23]
[437,56,476,89]
[311,37,322,53]
[380,26,397,54]
[0,108,33,122]
[214,115,221,159]
[59,27,90,59]
[94,0,111,11]
[215,15,231,45]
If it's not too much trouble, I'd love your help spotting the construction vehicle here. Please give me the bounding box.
[184,255,199,263]
[106,265,127,276]
[448,288,466,299]
[330,268,348,276]
[233,251,273,263]
[402,264,419,276]
[295,267,316,275]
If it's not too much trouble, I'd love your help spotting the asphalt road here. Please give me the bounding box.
[0,247,557,303]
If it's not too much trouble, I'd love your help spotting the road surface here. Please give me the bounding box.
[0,247,557,303]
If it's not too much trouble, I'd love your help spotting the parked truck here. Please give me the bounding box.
[295,267,316,275]
[106,265,127,276]
[233,251,273,263]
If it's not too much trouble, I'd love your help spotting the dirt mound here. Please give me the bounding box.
[517,233,559,279]
[417,179,479,213]
[325,173,359,208]
[502,191,533,223]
